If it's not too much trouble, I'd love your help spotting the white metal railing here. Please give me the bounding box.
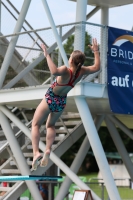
[0,9,107,88]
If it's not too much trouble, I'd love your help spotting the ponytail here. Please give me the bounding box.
[74,62,82,78]
[72,50,85,78]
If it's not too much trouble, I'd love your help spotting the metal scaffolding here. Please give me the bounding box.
[0,1,133,200]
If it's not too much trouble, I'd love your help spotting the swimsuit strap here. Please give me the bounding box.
[69,68,80,86]
[56,68,80,88]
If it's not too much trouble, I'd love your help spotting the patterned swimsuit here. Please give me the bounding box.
[45,68,79,112]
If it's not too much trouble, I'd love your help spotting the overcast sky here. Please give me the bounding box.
[7,0,133,31]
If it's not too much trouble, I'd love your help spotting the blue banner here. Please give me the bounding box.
[107,27,133,114]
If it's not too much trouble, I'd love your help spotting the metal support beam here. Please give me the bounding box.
[101,7,109,26]
[55,115,104,200]
[58,26,63,67]
[105,116,133,181]
[41,0,68,66]
[0,105,101,200]
[108,115,133,140]
[0,121,85,199]
[6,0,45,47]
[0,0,31,88]
[0,111,42,200]
[3,33,66,89]
[100,7,108,84]
[74,97,121,200]
[73,2,118,198]
[74,0,87,51]
[0,0,1,32]
[86,6,101,20]
[56,136,91,200]
[50,53,54,83]
[0,37,40,86]
[6,146,20,170]
[59,117,70,135]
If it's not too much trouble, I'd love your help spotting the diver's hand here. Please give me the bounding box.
[88,38,99,52]
[41,43,48,57]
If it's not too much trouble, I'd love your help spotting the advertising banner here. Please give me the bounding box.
[107,27,133,114]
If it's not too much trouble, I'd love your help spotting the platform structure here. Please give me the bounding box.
[0,0,133,200]
[0,175,62,182]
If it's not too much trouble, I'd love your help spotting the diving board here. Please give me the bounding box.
[0,175,62,181]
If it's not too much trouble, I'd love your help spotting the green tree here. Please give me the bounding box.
[63,32,94,66]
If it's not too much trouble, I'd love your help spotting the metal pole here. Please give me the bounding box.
[73,2,119,199]
[48,183,52,200]
[58,26,62,67]
[86,6,101,20]
[101,183,104,200]
[55,115,104,200]
[55,137,90,200]
[50,53,54,83]
[6,0,45,46]
[41,0,68,66]
[100,7,108,84]
[105,116,133,181]
[0,0,31,89]
[108,115,133,140]
[0,0,1,32]
[74,97,121,200]
[0,105,101,200]
[0,21,103,40]
[101,7,109,26]
[1,1,42,49]
[74,0,87,51]
[0,111,42,200]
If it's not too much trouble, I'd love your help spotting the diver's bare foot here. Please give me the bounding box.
[40,149,50,167]
[32,153,42,171]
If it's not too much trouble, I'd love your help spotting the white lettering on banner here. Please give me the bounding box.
[119,49,124,58]
[111,48,117,57]
[113,59,130,65]
[128,51,133,60]
[111,48,133,60]
[111,75,129,87]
